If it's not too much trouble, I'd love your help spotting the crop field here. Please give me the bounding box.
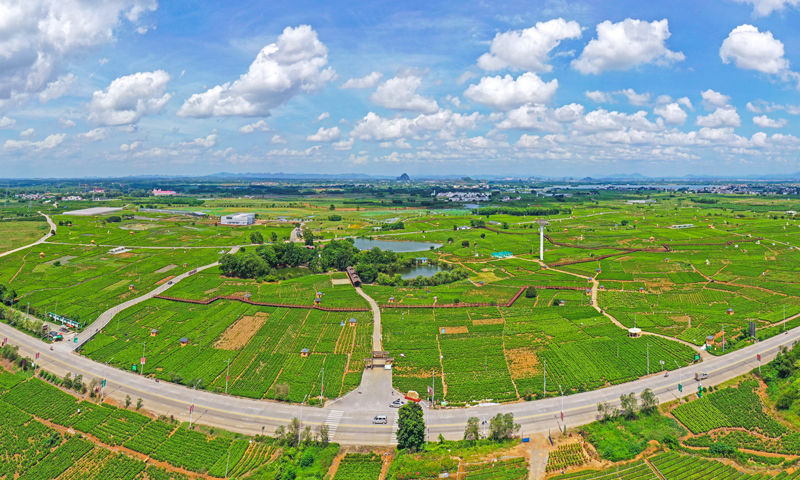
[0,242,220,322]
[82,299,373,400]
[333,452,383,479]
[0,376,295,477]
[3,191,800,405]
[165,270,368,308]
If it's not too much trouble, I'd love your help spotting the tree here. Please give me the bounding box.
[639,388,659,412]
[397,402,425,451]
[525,286,537,298]
[488,413,520,440]
[249,231,264,244]
[270,231,278,243]
[597,401,619,421]
[72,374,84,392]
[464,417,481,441]
[62,372,73,389]
[125,395,132,409]
[136,398,144,410]
[461,240,470,248]
[304,230,315,246]
[284,418,300,446]
[317,423,330,446]
[329,204,336,210]
[502,222,509,229]
[619,392,639,419]
[621,220,629,226]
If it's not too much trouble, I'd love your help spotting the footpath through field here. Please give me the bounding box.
[0,212,56,258]
[64,246,239,351]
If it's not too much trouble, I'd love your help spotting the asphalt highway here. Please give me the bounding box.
[2,319,797,445]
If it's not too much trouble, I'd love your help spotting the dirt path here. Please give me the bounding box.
[533,259,712,360]
[355,287,382,351]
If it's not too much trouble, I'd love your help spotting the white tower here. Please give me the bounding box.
[537,219,549,261]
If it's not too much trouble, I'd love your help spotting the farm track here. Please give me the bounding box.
[0,212,56,259]
[530,259,712,360]
[152,294,371,312]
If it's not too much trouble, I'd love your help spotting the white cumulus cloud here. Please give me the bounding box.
[0,0,156,108]
[340,72,383,89]
[306,126,341,142]
[753,115,787,128]
[370,76,439,113]
[120,141,141,151]
[0,117,16,129]
[701,90,731,110]
[19,128,35,138]
[88,70,171,126]
[4,134,65,152]
[463,72,558,110]
[77,127,109,142]
[720,25,791,75]
[38,74,77,103]
[239,120,270,133]
[178,25,335,117]
[617,88,650,105]
[731,0,800,16]
[179,134,218,148]
[654,103,688,125]
[476,18,582,72]
[696,107,742,127]
[572,19,685,74]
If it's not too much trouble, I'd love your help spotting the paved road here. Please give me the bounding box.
[356,287,383,351]
[2,314,797,445]
[0,212,56,258]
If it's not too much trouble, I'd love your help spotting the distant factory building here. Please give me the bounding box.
[221,213,255,226]
[153,189,177,196]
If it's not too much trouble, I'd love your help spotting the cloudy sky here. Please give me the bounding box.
[2,0,800,178]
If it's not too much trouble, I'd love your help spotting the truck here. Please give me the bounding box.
[695,372,708,381]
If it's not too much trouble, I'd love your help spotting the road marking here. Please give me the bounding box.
[325,410,344,441]
[390,412,399,445]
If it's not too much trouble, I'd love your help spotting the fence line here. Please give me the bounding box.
[152,294,370,312]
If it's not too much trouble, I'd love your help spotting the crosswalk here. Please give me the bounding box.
[390,413,399,445]
[325,410,344,442]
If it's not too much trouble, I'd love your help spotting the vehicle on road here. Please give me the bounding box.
[695,372,708,381]
[167,280,173,285]
[390,399,404,408]
[372,415,388,424]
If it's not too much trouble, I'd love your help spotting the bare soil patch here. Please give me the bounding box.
[156,275,175,286]
[506,347,540,378]
[214,312,270,350]
[440,326,468,334]
[473,318,504,326]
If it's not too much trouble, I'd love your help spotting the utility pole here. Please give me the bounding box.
[102,356,115,399]
[558,384,564,428]
[543,359,547,396]
[225,450,231,478]
[722,324,725,353]
[189,379,201,427]
[300,394,308,432]
[784,305,786,332]
[320,367,324,402]
[674,360,682,403]
[139,342,146,376]
[646,343,650,376]
[224,358,231,394]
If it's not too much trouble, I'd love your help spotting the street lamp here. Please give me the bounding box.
[102,356,115,398]
[223,358,231,394]
[300,393,308,432]
[189,379,202,428]
[139,342,146,376]
[674,360,682,403]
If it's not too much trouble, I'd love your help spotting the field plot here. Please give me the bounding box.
[82,298,372,400]
[0,218,49,252]
[333,452,383,479]
[165,270,368,308]
[0,242,219,322]
[385,302,695,403]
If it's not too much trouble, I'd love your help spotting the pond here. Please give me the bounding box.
[397,264,444,280]
[353,238,442,252]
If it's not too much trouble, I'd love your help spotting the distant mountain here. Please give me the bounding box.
[396,173,411,181]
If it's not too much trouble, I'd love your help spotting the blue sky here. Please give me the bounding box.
[2,0,800,178]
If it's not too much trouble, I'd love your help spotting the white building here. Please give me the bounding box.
[221,213,256,226]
